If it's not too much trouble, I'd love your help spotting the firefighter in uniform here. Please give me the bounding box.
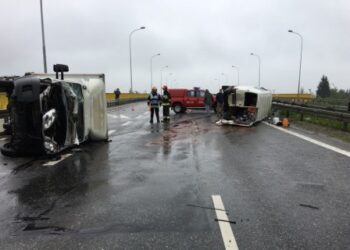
[147,86,162,123]
[162,85,172,122]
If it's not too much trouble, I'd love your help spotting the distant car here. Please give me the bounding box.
[168,87,216,113]
[0,64,108,156]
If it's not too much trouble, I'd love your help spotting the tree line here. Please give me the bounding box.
[316,75,350,99]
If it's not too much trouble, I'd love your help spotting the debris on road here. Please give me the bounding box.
[299,203,320,210]
[186,204,228,212]
[215,218,237,224]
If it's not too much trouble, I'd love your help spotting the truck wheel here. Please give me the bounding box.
[1,143,18,157]
[173,103,183,114]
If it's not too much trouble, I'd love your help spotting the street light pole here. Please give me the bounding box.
[288,29,303,96]
[232,65,240,85]
[166,72,173,87]
[129,26,145,93]
[160,65,168,94]
[221,73,228,85]
[39,0,47,73]
[250,53,261,87]
[150,53,160,89]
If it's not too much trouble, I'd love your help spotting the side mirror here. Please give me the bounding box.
[42,109,57,130]
[53,64,69,80]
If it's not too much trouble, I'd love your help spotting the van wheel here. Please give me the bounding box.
[173,103,183,114]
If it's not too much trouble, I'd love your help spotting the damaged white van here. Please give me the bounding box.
[217,85,272,127]
[0,64,108,156]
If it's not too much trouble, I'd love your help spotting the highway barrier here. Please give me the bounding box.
[105,93,148,102]
[272,93,315,103]
[0,92,148,110]
[0,93,8,110]
[272,102,350,131]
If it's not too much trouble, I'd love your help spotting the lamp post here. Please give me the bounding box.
[160,65,168,94]
[150,53,160,89]
[232,65,239,85]
[221,73,228,85]
[39,0,47,73]
[166,72,173,87]
[129,26,145,93]
[288,29,303,96]
[213,78,219,86]
[250,53,261,87]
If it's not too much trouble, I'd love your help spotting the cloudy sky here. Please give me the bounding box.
[1,0,349,93]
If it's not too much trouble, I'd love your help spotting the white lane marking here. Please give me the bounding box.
[263,122,350,158]
[212,195,239,250]
[135,114,143,119]
[108,114,118,119]
[121,121,131,127]
[107,114,129,119]
[120,114,129,119]
[0,137,8,141]
[42,153,72,167]
[108,130,116,136]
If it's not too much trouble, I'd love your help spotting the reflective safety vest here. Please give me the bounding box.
[162,93,171,106]
[149,93,161,108]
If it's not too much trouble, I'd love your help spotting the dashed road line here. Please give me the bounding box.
[263,122,350,158]
[120,114,129,119]
[108,130,116,136]
[212,195,239,250]
[42,153,72,167]
[107,114,130,119]
[135,114,146,119]
[121,121,131,127]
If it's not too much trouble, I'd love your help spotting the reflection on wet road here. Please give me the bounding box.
[0,102,350,249]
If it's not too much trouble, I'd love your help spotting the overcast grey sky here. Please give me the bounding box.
[1,0,349,93]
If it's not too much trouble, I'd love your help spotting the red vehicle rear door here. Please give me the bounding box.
[184,90,196,107]
[196,90,205,107]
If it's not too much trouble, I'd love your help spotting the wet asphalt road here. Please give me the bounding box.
[0,102,350,249]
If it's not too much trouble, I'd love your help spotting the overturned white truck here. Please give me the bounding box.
[0,64,108,156]
[217,85,272,127]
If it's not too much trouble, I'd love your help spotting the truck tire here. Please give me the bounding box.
[173,103,183,114]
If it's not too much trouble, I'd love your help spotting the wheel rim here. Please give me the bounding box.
[174,105,182,113]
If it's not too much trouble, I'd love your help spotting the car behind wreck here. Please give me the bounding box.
[0,65,108,156]
[217,85,272,127]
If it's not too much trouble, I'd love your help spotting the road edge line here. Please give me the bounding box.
[263,122,350,158]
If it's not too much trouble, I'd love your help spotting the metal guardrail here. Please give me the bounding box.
[274,101,350,113]
[272,102,350,130]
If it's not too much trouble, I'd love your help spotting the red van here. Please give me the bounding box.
[168,87,215,113]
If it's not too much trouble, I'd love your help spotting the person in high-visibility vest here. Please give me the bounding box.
[147,86,162,123]
[162,85,172,122]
